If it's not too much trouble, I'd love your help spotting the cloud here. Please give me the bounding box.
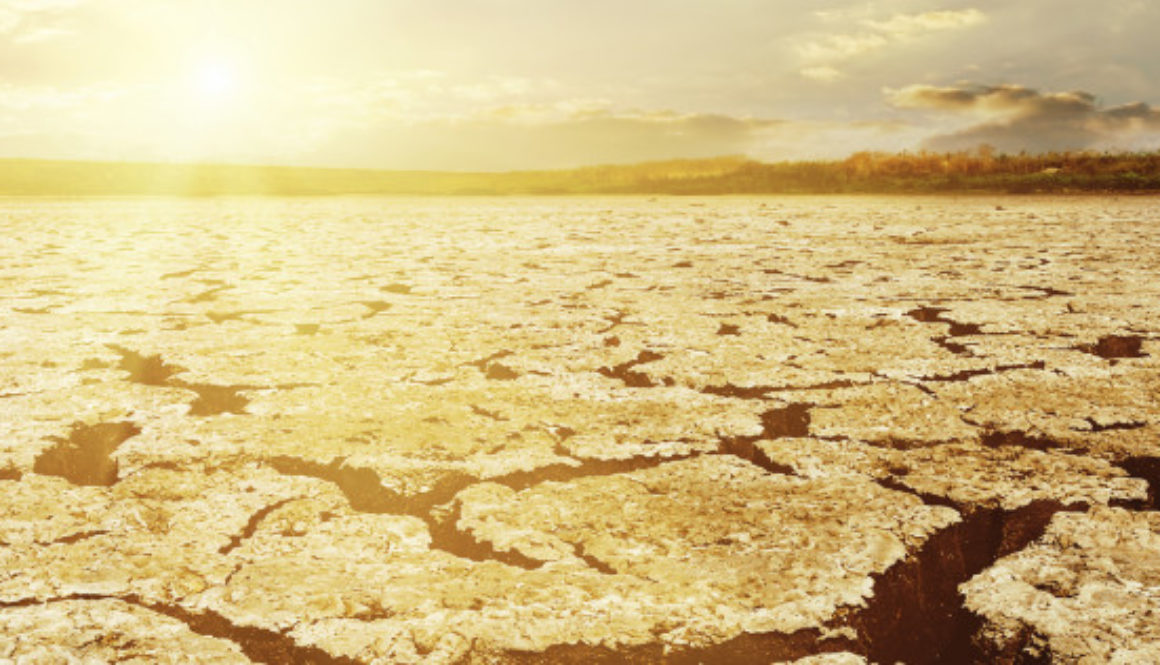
[0,81,119,110]
[0,0,83,44]
[886,83,1160,152]
[800,66,844,83]
[864,9,986,37]
[798,8,986,64]
[11,25,71,43]
[798,32,888,62]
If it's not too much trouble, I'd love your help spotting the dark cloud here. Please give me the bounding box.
[888,83,1160,152]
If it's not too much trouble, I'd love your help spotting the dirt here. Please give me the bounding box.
[2,195,1159,663]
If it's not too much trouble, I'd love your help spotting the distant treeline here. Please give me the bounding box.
[637,150,1160,194]
[2,150,1159,196]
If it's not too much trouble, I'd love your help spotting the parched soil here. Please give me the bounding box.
[1,195,1158,663]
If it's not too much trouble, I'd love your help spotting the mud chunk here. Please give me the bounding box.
[454,456,960,636]
[963,507,1160,663]
[0,599,249,663]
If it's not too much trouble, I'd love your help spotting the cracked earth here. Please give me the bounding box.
[2,196,1159,663]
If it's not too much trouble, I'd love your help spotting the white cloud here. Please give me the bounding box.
[12,25,70,43]
[864,9,986,37]
[0,82,119,110]
[798,32,889,62]
[800,66,845,82]
[798,7,986,64]
[0,0,84,44]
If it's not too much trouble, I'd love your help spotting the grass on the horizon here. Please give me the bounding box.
[2,150,1159,196]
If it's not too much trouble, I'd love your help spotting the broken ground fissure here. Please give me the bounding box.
[264,402,819,572]
[219,498,300,556]
[47,347,1151,662]
[597,349,667,388]
[265,452,689,571]
[106,345,273,416]
[840,499,1083,665]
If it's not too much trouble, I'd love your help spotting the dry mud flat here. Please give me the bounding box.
[1,195,1158,664]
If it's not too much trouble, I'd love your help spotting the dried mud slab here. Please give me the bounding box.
[454,456,958,625]
[3,196,1160,663]
[758,438,1146,511]
[962,507,1160,662]
[0,598,249,663]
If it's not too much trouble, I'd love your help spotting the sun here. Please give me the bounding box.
[192,58,240,100]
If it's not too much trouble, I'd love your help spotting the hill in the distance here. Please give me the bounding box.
[2,150,1159,196]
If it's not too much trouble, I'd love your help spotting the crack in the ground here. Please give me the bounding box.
[1119,457,1160,510]
[763,268,832,284]
[1072,417,1146,434]
[766,313,798,327]
[464,350,521,381]
[469,404,508,422]
[0,594,360,665]
[1076,334,1147,359]
[875,475,959,510]
[835,499,1083,665]
[219,498,299,555]
[32,421,142,486]
[933,336,973,356]
[47,529,110,546]
[106,345,283,416]
[108,345,182,386]
[597,310,642,334]
[572,543,617,575]
[266,453,691,573]
[597,350,666,388]
[915,360,1046,384]
[358,300,392,319]
[182,285,232,304]
[177,381,252,416]
[978,429,1066,453]
[717,404,813,475]
[906,306,985,357]
[700,379,861,400]
[427,501,544,570]
[1016,285,1074,300]
[161,268,199,280]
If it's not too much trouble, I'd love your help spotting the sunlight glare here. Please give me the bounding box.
[194,59,239,99]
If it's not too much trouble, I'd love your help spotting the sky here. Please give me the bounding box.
[1,0,1159,170]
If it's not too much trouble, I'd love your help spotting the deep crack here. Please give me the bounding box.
[266,453,693,573]
[1076,334,1147,359]
[219,498,298,555]
[979,429,1065,452]
[1120,457,1160,510]
[837,500,1083,664]
[597,350,665,388]
[717,404,812,475]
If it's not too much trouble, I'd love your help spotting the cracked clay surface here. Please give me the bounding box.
[2,196,1159,663]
